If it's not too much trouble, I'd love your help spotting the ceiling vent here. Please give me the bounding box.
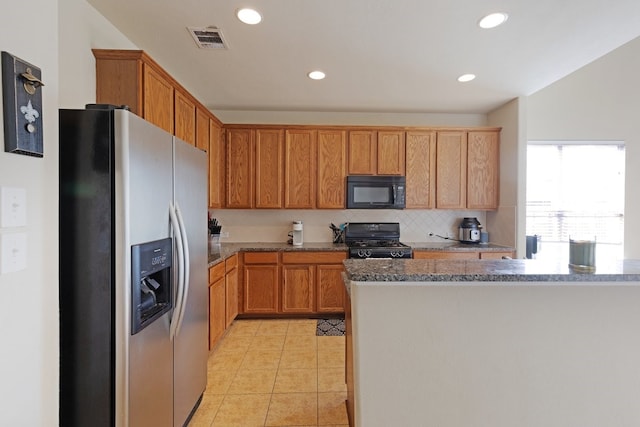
[187,26,228,49]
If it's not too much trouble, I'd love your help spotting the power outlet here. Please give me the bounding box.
[220,231,229,238]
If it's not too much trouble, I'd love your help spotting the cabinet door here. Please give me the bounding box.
[208,120,224,209]
[143,64,174,133]
[317,130,347,209]
[436,131,467,209]
[226,129,254,208]
[209,277,226,350]
[225,267,238,327]
[174,90,196,145]
[348,130,377,175]
[317,264,345,313]
[195,107,210,152]
[405,131,436,208]
[282,265,315,313]
[467,131,499,210]
[255,129,284,208]
[285,130,316,208]
[243,264,279,314]
[377,131,405,175]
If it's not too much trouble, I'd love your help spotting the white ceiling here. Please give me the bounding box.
[87,0,640,115]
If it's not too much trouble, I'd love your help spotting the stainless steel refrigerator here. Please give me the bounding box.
[59,106,208,427]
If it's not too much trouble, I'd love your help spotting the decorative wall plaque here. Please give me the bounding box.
[1,51,44,157]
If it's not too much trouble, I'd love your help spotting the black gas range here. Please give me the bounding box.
[344,222,412,259]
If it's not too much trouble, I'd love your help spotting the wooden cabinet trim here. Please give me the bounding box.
[225,253,238,271]
[209,262,225,283]
[413,251,479,260]
[243,251,280,264]
[282,251,347,264]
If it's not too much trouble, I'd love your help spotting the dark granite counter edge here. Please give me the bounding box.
[342,259,640,283]
[208,241,516,267]
[346,273,640,282]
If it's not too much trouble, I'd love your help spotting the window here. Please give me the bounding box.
[526,142,625,264]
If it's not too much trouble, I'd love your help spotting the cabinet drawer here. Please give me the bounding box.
[244,251,279,264]
[209,262,225,284]
[282,251,347,264]
[479,251,514,260]
[413,251,479,260]
[225,253,238,271]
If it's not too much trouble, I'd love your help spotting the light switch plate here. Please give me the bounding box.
[0,232,27,274]
[0,186,27,228]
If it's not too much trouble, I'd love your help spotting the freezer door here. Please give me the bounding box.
[115,110,174,426]
[172,138,208,426]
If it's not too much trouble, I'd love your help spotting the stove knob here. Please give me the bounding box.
[357,249,367,258]
[365,250,372,258]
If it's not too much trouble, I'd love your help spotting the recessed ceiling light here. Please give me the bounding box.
[236,8,262,25]
[458,74,476,82]
[308,70,326,80]
[478,12,508,29]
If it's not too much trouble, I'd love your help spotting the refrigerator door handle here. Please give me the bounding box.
[174,203,190,337]
[169,202,185,340]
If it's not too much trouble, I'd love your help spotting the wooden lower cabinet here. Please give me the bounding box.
[240,250,347,315]
[479,251,514,259]
[345,289,354,426]
[414,251,478,260]
[208,262,226,350]
[242,252,280,314]
[282,265,315,313]
[225,254,239,327]
[317,264,346,313]
[413,250,515,260]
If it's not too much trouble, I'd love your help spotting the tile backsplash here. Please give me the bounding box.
[208,209,488,243]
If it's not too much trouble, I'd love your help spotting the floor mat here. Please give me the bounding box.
[316,318,345,336]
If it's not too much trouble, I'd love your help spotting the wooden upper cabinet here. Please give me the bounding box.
[405,131,436,209]
[436,131,467,209]
[255,129,284,208]
[93,50,141,113]
[377,131,405,175]
[285,130,317,209]
[348,130,377,175]
[93,49,221,143]
[467,131,499,210]
[208,120,224,209]
[174,89,195,145]
[195,107,210,152]
[317,130,347,209]
[142,64,174,133]
[226,129,254,208]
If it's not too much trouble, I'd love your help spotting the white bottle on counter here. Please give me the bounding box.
[292,220,303,246]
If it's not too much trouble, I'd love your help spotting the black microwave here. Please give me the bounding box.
[346,176,406,209]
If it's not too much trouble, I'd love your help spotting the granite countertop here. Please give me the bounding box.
[408,242,514,252]
[343,258,640,283]
[208,242,348,266]
[207,241,515,267]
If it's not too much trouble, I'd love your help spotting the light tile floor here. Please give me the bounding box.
[189,318,349,427]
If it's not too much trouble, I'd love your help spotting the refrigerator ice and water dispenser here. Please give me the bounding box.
[131,238,173,334]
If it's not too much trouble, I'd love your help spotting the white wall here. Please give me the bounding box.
[58,0,137,107]
[214,109,487,127]
[486,97,528,256]
[528,36,640,258]
[0,2,60,425]
[0,0,135,425]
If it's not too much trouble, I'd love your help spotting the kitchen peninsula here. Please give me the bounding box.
[343,258,640,427]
